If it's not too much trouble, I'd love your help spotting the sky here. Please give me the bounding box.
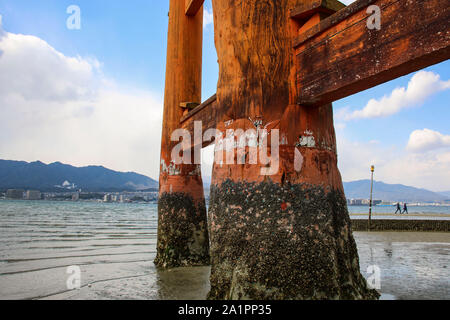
[0,0,449,192]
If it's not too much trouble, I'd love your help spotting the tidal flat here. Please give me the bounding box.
[0,200,448,300]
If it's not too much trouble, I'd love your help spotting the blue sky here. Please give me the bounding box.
[0,0,449,191]
[0,0,218,98]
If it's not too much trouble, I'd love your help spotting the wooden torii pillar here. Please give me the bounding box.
[155,0,209,269]
[207,0,378,300]
[159,0,450,299]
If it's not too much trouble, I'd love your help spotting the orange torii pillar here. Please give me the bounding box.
[207,0,378,300]
[155,0,209,269]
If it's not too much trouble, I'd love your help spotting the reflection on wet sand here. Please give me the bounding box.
[0,201,448,300]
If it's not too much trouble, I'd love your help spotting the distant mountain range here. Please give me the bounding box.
[0,159,448,202]
[0,160,158,192]
[343,180,449,203]
[201,177,449,203]
[438,191,450,198]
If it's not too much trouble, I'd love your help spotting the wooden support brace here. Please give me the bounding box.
[290,0,346,23]
[180,94,218,150]
[180,102,200,110]
[294,0,450,106]
[185,0,205,16]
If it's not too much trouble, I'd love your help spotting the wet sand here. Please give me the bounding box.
[355,232,449,300]
[0,201,448,300]
[7,231,447,300]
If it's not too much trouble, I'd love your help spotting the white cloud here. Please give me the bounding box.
[407,129,450,153]
[0,24,163,180]
[204,6,213,28]
[337,133,450,192]
[337,71,450,121]
[0,31,101,102]
[340,0,357,5]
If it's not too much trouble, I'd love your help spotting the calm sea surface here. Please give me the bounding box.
[347,205,450,215]
[0,200,448,300]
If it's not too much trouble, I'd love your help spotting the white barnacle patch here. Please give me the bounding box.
[296,130,316,148]
[161,160,181,176]
[249,117,263,128]
[224,119,234,127]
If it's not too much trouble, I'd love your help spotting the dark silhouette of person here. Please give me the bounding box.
[395,203,401,214]
[403,203,408,214]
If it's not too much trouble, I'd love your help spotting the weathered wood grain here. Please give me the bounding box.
[180,94,218,149]
[295,0,450,106]
[185,0,205,16]
[155,0,209,269]
[290,0,346,21]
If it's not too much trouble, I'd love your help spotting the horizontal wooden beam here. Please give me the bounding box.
[185,0,205,16]
[295,0,450,106]
[293,0,376,47]
[290,0,346,22]
[180,94,218,149]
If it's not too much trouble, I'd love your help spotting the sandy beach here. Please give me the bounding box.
[0,201,448,300]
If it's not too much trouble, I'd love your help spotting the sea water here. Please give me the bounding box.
[0,200,448,300]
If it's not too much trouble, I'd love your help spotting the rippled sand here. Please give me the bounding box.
[0,201,448,300]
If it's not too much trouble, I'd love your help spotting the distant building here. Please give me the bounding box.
[6,189,24,200]
[350,199,364,205]
[25,190,41,200]
[103,194,113,203]
[347,199,383,206]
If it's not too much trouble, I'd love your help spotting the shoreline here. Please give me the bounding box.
[351,218,450,232]
[350,213,450,221]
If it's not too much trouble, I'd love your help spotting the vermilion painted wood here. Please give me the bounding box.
[185,0,205,16]
[295,0,450,106]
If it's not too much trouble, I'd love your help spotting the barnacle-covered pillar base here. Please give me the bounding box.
[208,0,378,299]
[155,0,209,269]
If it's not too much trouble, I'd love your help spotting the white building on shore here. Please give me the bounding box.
[25,190,41,200]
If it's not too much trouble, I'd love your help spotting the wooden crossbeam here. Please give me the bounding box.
[180,94,218,149]
[295,0,450,106]
[180,0,449,140]
[185,0,205,16]
[290,0,346,22]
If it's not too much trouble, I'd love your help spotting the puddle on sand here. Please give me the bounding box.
[354,232,450,300]
[1,198,448,301]
[43,232,449,300]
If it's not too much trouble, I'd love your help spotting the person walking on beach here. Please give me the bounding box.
[395,203,402,214]
[403,203,408,214]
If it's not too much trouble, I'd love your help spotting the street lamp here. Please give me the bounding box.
[368,165,375,231]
